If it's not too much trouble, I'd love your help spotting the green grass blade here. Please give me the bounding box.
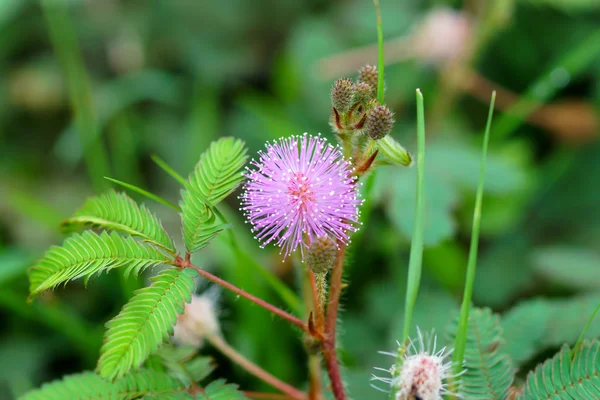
[452,91,497,381]
[41,0,111,192]
[151,154,188,187]
[373,0,385,104]
[401,89,426,344]
[572,303,600,362]
[104,177,181,212]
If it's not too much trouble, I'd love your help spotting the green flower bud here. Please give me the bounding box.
[366,104,394,140]
[354,81,375,103]
[377,135,413,167]
[358,64,379,91]
[306,235,337,274]
[331,78,356,113]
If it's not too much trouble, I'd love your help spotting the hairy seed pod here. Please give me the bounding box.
[358,64,379,91]
[366,104,395,140]
[354,81,375,103]
[331,78,356,113]
[306,235,338,274]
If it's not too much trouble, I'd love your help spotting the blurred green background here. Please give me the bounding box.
[1,0,600,398]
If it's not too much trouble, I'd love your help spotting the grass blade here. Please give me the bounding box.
[401,89,427,344]
[104,177,181,212]
[452,91,497,382]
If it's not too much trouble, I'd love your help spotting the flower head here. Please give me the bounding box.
[240,133,362,260]
[172,290,220,348]
[372,328,461,400]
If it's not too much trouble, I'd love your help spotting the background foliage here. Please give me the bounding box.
[1,0,600,398]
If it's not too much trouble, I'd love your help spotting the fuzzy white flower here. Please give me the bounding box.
[372,328,462,400]
[172,290,220,348]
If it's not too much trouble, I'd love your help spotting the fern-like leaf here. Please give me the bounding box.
[97,268,198,381]
[63,190,175,253]
[18,369,185,400]
[518,340,600,399]
[180,188,230,253]
[447,308,515,400]
[28,231,173,298]
[188,137,247,205]
[180,137,247,253]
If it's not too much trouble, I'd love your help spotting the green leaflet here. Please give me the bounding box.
[187,137,247,205]
[18,369,186,400]
[97,268,198,381]
[152,344,215,386]
[518,340,600,399]
[28,231,173,298]
[180,188,230,253]
[180,137,247,253]
[447,308,515,400]
[63,190,176,254]
[143,379,247,399]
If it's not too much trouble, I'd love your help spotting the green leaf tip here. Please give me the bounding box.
[62,190,176,254]
[27,230,173,299]
[97,268,197,381]
[518,340,600,400]
[180,137,248,253]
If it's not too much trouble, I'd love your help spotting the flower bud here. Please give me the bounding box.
[354,81,375,103]
[371,328,460,400]
[358,64,379,91]
[172,292,220,348]
[377,136,412,167]
[306,235,337,274]
[366,105,394,140]
[331,78,356,113]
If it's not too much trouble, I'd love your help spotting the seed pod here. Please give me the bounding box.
[366,104,394,140]
[306,235,337,274]
[358,64,379,91]
[354,81,375,103]
[331,78,356,113]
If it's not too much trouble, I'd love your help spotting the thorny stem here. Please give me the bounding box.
[321,244,348,400]
[309,270,325,329]
[176,256,323,339]
[206,334,306,400]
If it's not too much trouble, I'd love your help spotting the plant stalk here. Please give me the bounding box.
[179,258,322,339]
[451,92,496,388]
[321,244,347,400]
[207,334,306,400]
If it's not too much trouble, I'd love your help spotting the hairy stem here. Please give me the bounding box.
[179,258,313,334]
[207,334,306,400]
[321,244,347,400]
[244,392,297,399]
[304,269,324,400]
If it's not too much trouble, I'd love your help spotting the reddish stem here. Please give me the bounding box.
[178,257,310,333]
[245,392,297,399]
[208,334,306,400]
[308,270,324,329]
[321,244,347,400]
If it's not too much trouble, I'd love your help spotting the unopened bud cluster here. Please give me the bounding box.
[329,65,410,167]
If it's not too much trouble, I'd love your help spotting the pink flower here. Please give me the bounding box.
[240,133,362,259]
